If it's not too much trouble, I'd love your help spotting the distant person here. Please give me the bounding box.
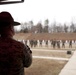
[0,11,32,75]
[69,40,72,48]
[30,40,34,47]
[52,40,56,48]
[57,40,60,48]
[62,40,65,48]
[39,40,42,47]
[33,40,38,47]
[45,40,48,47]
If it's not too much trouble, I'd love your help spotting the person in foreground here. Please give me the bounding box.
[0,11,32,75]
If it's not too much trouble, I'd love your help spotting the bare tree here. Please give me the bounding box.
[43,19,49,33]
[52,22,57,33]
[36,22,43,33]
[27,20,34,32]
[43,25,49,33]
[20,22,29,33]
[63,23,68,33]
[70,22,75,32]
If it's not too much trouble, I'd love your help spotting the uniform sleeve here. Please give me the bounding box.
[23,45,32,68]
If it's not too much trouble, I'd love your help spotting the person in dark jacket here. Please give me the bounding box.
[0,11,32,75]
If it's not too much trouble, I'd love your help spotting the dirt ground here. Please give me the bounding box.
[32,49,73,58]
[24,48,73,75]
[24,59,67,75]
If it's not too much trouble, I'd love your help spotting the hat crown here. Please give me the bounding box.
[0,11,20,26]
[0,11,14,23]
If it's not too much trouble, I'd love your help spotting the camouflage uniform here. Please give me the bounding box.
[0,37,32,75]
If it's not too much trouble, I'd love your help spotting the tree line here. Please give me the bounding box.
[15,19,76,33]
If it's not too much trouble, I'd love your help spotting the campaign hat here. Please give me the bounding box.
[0,11,20,26]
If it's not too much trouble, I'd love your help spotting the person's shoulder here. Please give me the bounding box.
[12,39,25,47]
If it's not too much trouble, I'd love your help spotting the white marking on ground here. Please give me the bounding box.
[32,49,74,53]
[33,56,69,61]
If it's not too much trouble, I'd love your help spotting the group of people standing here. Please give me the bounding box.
[20,39,73,49]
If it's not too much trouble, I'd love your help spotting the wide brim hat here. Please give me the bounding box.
[0,11,20,26]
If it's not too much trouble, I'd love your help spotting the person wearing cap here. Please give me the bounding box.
[0,11,32,75]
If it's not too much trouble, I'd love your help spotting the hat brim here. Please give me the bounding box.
[14,21,21,26]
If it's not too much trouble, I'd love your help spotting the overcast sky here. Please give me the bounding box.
[0,0,76,25]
